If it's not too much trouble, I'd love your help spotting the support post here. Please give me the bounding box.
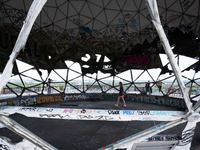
[146,0,193,112]
[0,0,47,92]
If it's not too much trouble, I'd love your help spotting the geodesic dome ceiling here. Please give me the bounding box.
[0,0,200,75]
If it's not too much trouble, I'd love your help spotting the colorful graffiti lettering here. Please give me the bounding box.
[63,109,96,114]
[123,110,135,115]
[152,111,174,116]
[63,109,74,113]
[124,13,131,19]
[7,101,13,106]
[2,93,186,109]
[37,96,63,104]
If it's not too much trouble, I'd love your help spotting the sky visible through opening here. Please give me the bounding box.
[0,54,199,82]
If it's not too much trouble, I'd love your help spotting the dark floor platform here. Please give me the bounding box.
[0,100,199,150]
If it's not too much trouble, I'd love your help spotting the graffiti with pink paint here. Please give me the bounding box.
[122,54,151,65]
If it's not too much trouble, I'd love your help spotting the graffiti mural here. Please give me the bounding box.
[115,44,163,71]
[1,8,26,27]
[0,106,184,122]
[0,93,187,109]
[5,95,63,106]
[121,54,151,65]
[11,97,38,106]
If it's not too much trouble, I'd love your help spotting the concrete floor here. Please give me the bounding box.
[0,100,199,149]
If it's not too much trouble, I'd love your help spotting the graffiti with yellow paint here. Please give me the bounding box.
[37,96,63,104]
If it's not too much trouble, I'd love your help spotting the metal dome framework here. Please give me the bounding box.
[0,0,200,149]
[0,0,200,99]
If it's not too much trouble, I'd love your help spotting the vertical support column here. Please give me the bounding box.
[0,0,47,92]
[146,0,193,112]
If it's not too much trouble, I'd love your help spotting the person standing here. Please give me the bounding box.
[115,82,126,107]
[47,78,53,94]
[145,81,151,95]
[157,79,164,93]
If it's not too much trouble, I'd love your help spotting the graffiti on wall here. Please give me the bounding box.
[11,97,37,106]
[63,94,88,101]
[1,8,26,27]
[122,110,177,116]
[0,106,184,122]
[116,53,162,71]
[121,54,151,65]
[98,122,176,150]
[181,0,193,11]
[37,96,63,104]
[2,93,186,109]
[147,134,180,142]
[5,94,100,106]
[125,94,186,108]
[7,95,63,106]
[178,127,195,146]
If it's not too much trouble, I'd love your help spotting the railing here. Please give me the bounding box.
[2,85,200,101]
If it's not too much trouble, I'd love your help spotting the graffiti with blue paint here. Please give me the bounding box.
[123,110,135,115]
